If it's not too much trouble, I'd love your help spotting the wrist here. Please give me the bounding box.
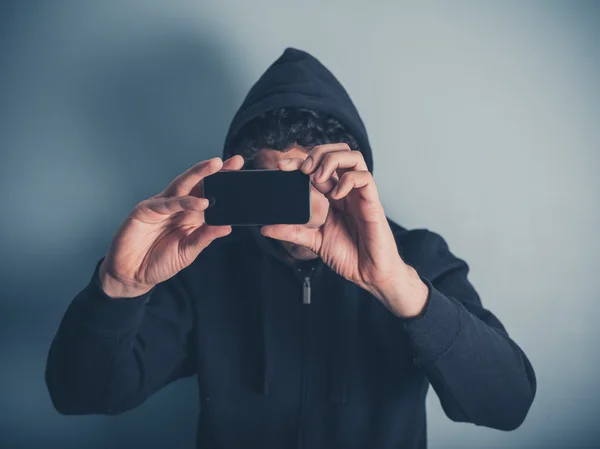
[98,259,153,299]
[370,264,429,318]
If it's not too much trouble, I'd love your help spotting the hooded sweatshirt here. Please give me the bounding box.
[45,48,536,449]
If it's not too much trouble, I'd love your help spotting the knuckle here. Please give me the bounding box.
[182,196,196,208]
[340,172,353,183]
[356,170,372,183]
[351,152,366,168]
[131,199,152,217]
[309,146,324,159]
[311,144,333,158]
[321,152,336,166]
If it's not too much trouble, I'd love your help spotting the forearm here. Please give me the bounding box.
[393,276,536,430]
[45,259,152,415]
[369,229,537,430]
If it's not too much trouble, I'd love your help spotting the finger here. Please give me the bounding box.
[312,150,368,185]
[135,195,209,220]
[160,157,223,197]
[277,157,305,171]
[168,210,207,227]
[181,224,232,255]
[260,224,319,252]
[222,154,245,171]
[277,155,338,195]
[311,171,338,196]
[329,170,380,203]
[190,155,244,198]
[300,143,352,175]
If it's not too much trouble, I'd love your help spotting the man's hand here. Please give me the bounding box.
[260,144,429,317]
[99,155,245,298]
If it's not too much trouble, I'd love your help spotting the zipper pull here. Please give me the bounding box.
[303,276,311,305]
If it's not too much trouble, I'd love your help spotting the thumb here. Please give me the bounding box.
[260,225,319,252]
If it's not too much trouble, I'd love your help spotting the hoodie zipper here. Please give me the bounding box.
[297,267,315,448]
[302,275,311,304]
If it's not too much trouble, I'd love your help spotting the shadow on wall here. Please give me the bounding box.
[79,32,239,203]
[0,31,242,449]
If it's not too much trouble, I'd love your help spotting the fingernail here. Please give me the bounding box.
[280,158,292,165]
[302,157,313,171]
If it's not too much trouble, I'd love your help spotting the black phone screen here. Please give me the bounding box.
[202,169,311,226]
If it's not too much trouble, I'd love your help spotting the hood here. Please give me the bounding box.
[223,47,373,173]
[224,48,368,405]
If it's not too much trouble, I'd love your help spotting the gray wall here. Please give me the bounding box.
[1,1,598,448]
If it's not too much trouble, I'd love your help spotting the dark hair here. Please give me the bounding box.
[229,107,359,168]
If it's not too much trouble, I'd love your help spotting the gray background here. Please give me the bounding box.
[1,1,599,448]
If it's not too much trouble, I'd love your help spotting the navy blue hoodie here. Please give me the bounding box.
[45,48,536,448]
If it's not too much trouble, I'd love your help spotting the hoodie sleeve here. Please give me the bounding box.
[399,230,536,431]
[45,257,196,415]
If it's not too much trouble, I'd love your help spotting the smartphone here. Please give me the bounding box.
[202,169,311,226]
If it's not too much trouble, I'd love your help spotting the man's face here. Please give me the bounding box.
[252,145,329,261]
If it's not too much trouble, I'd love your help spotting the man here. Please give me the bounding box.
[46,48,536,448]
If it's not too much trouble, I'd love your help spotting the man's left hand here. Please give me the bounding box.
[260,144,429,317]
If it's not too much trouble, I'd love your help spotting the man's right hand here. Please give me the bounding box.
[99,155,245,298]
